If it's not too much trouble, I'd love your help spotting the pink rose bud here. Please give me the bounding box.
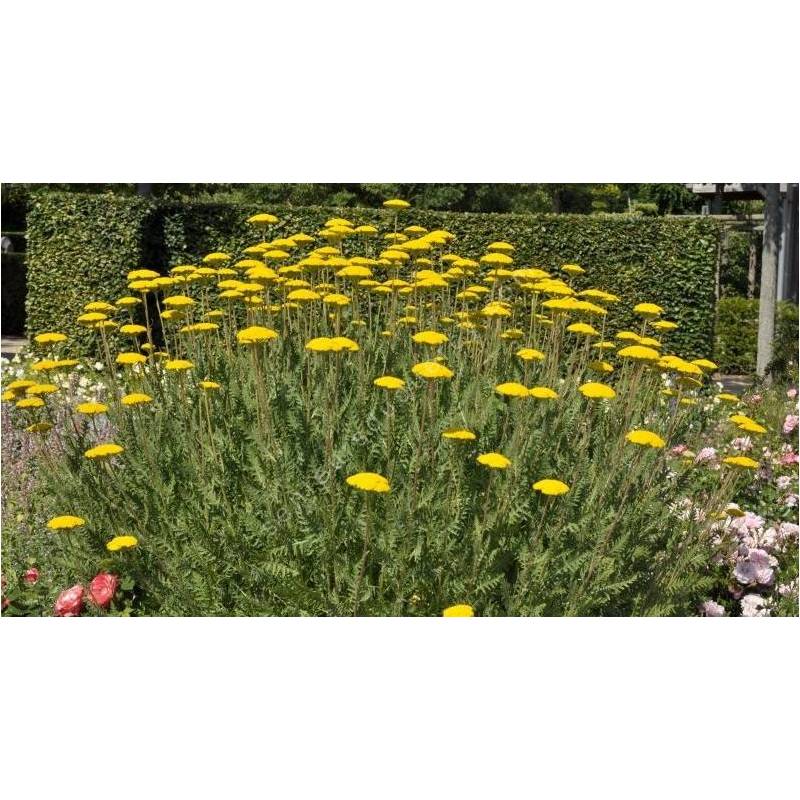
[23,567,40,585]
[54,584,85,617]
[88,573,118,609]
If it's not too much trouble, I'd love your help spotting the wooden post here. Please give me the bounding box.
[756,184,780,378]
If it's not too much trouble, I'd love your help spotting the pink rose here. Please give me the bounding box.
[700,600,725,617]
[734,548,775,586]
[782,414,798,435]
[88,573,118,609]
[740,594,769,617]
[23,567,39,585]
[54,584,84,617]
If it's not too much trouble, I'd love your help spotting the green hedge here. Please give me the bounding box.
[26,194,721,358]
[26,194,155,353]
[715,297,799,378]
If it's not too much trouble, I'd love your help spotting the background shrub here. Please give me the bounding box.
[26,194,721,358]
[26,194,155,354]
[715,297,799,379]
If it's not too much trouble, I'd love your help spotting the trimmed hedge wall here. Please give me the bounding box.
[26,194,721,358]
[715,297,799,379]
[26,194,155,354]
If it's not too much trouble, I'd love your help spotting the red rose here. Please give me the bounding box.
[54,584,85,617]
[24,567,40,585]
[88,573,118,609]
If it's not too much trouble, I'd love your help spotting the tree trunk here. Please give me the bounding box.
[756,184,781,378]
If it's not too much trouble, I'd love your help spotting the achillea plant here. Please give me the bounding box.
[1,205,797,616]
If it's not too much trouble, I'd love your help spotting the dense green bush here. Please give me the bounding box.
[26,194,154,353]
[25,194,721,358]
[715,297,799,378]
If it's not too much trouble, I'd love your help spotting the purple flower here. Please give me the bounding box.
[694,447,717,465]
[740,594,770,617]
[776,475,794,491]
[783,414,799,435]
[699,600,725,617]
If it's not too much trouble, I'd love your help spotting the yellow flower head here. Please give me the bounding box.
[588,360,614,374]
[476,452,511,469]
[722,456,759,469]
[165,359,194,371]
[617,345,660,362]
[34,332,68,345]
[75,401,108,415]
[691,359,718,373]
[442,604,474,617]
[495,382,529,398]
[633,302,663,317]
[120,324,148,336]
[716,393,739,404]
[77,312,108,325]
[247,212,279,226]
[412,330,449,346]
[181,322,219,334]
[6,379,36,393]
[287,288,321,302]
[26,383,58,396]
[561,263,585,276]
[532,479,570,496]
[199,380,221,391]
[236,326,279,345]
[47,515,86,531]
[203,252,231,265]
[579,382,616,400]
[412,361,454,380]
[346,472,391,493]
[442,429,477,441]
[116,352,147,366]
[322,293,351,307]
[106,535,139,552]
[383,198,410,209]
[163,295,195,309]
[121,392,153,406]
[16,397,45,409]
[653,320,679,331]
[516,347,545,362]
[85,443,124,459]
[625,429,666,448]
[528,386,558,400]
[374,376,406,390]
[566,322,599,337]
[84,301,116,313]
